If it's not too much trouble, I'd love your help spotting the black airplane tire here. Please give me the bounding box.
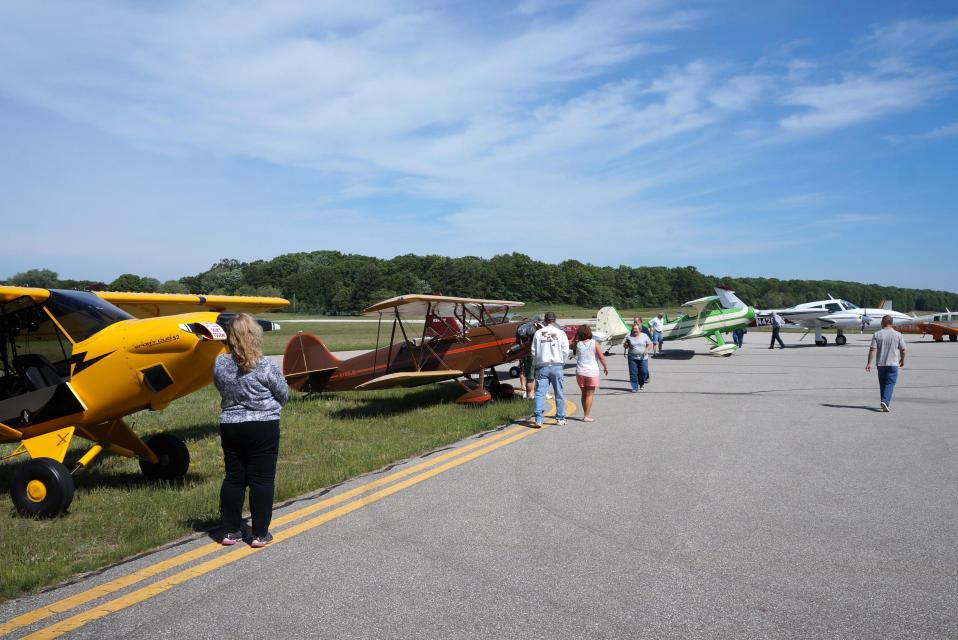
[139,434,190,480]
[491,382,515,400]
[815,337,827,346]
[508,366,520,379]
[950,335,957,342]
[835,334,847,346]
[11,458,75,517]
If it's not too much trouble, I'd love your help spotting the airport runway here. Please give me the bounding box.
[2,333,956,639]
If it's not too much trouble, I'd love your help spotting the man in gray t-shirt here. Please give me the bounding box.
[865,315,906,412]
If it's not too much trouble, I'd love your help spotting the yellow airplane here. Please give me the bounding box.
[0,286,288,517]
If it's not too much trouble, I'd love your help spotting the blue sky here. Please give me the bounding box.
[1,1,956,292]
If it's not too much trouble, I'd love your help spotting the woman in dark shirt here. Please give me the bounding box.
[212,313,289,547]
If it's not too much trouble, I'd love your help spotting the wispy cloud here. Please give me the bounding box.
[0,2,955,280]
[887,120,958,142]
[777,16,958,136]
[779,72,950,134]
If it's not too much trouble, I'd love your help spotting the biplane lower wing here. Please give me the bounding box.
[355,370,464,390]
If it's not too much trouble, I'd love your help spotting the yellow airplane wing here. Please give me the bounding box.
[0,285,51,304]
[355,370,464,390]
[94,292,289,318]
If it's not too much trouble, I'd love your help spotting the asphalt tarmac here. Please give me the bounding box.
[2,332,956,639]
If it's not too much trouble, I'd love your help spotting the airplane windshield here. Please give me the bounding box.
[841,300,858,309]
[44,290,134,343]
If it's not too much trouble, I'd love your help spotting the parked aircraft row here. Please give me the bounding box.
[0,283,952,518]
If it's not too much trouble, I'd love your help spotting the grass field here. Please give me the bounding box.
[262,320,389,355]
[0,384,530,603]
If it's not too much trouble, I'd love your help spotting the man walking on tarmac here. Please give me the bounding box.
[865,315,907,412]
[769,312,785,349]
[531,311,569,427]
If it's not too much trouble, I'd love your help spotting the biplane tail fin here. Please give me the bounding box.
[282,332,340,392]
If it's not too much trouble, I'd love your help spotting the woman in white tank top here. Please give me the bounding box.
[574,324,608,422]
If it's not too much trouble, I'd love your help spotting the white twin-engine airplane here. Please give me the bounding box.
[757,296,912,346]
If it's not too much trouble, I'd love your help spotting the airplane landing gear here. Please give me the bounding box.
[139,433,190,480]
[951,335,957,342]
[11,458,75,517]
[508,366,520,379]
[815,336,827,346]
[835,333,847,346]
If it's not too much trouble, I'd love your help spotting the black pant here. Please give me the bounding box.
[770,327,784,348]
[220,420,280,538]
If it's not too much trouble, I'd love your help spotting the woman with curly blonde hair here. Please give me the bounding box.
[212,313,288,548]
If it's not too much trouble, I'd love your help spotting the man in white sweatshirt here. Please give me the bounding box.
[531,311,570,426]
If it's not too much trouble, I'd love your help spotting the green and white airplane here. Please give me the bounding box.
[596,287,756,356]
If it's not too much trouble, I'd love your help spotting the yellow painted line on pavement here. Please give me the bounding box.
[1,423,528,636]
[22,422,549,639]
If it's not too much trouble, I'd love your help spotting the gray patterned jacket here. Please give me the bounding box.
[213,353,289,424]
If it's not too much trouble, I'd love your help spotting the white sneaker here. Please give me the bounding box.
[556,419,567,425]
[880,402,890,412]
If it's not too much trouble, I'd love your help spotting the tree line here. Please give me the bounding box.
[5,252,957,314]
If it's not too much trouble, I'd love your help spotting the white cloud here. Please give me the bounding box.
[863,16,958,55]
[890,120,958,142]
[779,72,950,134]
[709,74,769,111]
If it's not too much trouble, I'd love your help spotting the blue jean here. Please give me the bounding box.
[877,366,898,406]
[533,364,565,421]
[627,357,649,391]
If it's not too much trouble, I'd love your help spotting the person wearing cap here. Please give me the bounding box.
[531,311,569,426]
[517,314,543,398]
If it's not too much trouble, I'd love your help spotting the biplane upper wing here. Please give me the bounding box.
[362,294,524,317]
[355,370,465,390]
[681,295,719,318]
[95,291,289,318]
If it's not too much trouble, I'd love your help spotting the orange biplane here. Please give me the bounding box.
[283,294,530,405]
[0,286,287,516]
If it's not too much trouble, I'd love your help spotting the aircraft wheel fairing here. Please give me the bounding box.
[11,458,75,517]
[456,387,493,405]
[708,343,737,356]
[139,434,190,480]
[835,334,847,346]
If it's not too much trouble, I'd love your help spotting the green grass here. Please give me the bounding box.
[0,384,529,603]
[263,321,391,355]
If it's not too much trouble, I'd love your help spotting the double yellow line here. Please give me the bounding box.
[3,414,560,639]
